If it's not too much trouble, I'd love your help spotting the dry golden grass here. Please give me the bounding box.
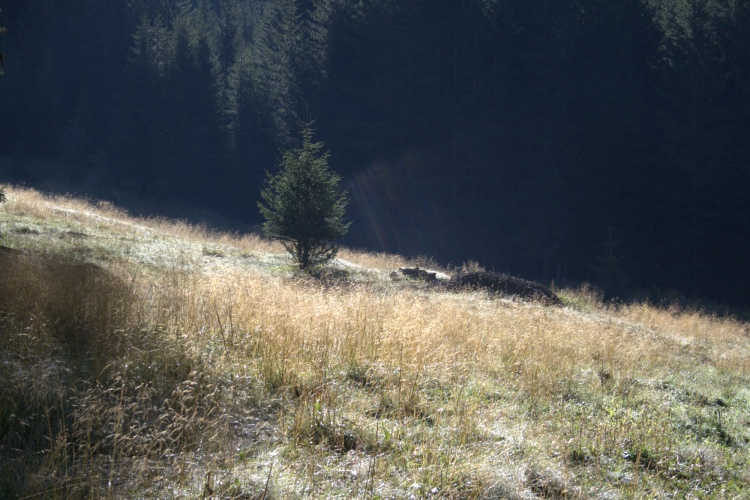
[337,247,412,272]
[1,185,749,498]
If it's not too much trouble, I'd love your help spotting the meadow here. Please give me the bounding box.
[1,186,749,498]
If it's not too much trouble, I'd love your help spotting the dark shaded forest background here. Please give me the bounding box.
[1,0,749,305]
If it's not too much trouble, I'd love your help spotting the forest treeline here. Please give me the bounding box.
[0,0,749,304]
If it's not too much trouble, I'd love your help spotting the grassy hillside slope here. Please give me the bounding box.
[1,186,749,499]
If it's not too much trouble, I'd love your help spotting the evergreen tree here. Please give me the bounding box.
[505,0,580,282]
[591,226,629,300]
[258,123,350,270]
[113,16,172,195]
[568,0,663,287]
[158,27,225,204]
[252,0,306,143]
[655,0,725,297]
[0,7,6,75]
[232,47,276,213]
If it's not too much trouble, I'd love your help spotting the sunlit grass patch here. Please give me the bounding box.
[1,185,749,498]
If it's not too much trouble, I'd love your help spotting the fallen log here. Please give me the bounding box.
[447,271,562,306]
[399,267,438,282]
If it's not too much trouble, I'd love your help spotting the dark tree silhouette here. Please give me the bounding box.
[0,6,6,74]
[1,0,750,304]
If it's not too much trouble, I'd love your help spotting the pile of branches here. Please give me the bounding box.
[398,267,438,282]
[447,271,562,305]
[398,267,562,306]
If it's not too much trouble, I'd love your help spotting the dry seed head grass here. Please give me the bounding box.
[1,186,283,253]
[2,185,749,498]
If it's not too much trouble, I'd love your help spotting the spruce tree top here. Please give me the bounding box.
[258,124,350,270]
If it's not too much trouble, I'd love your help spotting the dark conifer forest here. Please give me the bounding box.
[1,0,749,305]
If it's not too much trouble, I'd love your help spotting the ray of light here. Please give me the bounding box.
[346,149,455,262]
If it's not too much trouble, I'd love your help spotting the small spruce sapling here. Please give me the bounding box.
[258,123,350,270]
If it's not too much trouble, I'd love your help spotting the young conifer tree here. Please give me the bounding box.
[258,123,350,270]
